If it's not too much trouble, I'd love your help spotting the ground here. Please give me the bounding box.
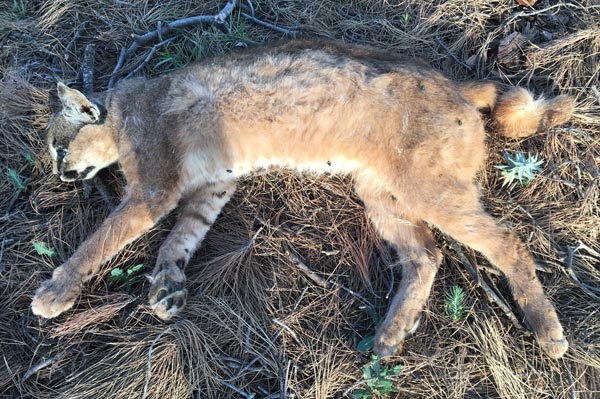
[0,0,599,398]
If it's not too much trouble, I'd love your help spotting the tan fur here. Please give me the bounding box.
[494,88,575,138]
[32,40,574,359]
[460,81,498,110]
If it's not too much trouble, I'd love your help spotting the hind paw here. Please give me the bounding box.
[537,323,568,359]
[148,262,187,321]
[373,315,421,358]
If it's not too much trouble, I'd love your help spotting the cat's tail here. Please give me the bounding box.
[460,81,575,138]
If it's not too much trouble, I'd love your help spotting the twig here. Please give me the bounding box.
[272,319,298,341]
[22,357,54,382]
[142,325,174,399]
[124,39,173,80]
[64,22,86,59]
[244,0,255,17]
[82,43,96,94]
[591,85,600,106]
[448,242,526,331]
[565,362,577,399]
[80,46,117,211]
[234,289,307,379]
[240,12,299,38]
[281,359,291,399]
[109,0,238,88]
[0,238,6,269]
[562,241,600,300]
[286,247,374,308]
[108,47,129,89]
[221,381,255,398]
[436,35,472,70]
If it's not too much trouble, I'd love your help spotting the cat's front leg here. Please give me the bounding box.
[149,180,236,320]
[32,196,178,319]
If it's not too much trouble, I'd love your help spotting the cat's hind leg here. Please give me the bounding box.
[355,182,442,357]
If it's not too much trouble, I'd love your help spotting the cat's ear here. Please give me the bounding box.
[57,82,100,124]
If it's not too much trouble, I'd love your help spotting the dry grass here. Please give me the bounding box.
[1,0,599,398]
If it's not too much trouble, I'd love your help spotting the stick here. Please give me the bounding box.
[436,35,472,70]
[124,39,173,80]
[109,0,238,88]
[221,381,255,399]
[22,357,54,382]
[591,85,600,106]
[240,12,299,38]
[562,241,600,300]
[286,248,374,308]
[82,43,96,94]
[448,242,526,331]
[565,362,576,399]
[80,45,117,210]
[142,325,174,399]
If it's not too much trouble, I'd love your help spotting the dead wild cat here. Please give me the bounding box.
[32,40,574,358]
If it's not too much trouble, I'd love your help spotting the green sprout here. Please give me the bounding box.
[109,264,144,291]
[7,168,26,191]
[495,151,544,187]
[445,285,466,321]
[33,242,55,257]
[401,13,410,25]
[352,355,401,398]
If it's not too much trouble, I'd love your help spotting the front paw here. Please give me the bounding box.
[31,272,81,318]
[148,262,187,321]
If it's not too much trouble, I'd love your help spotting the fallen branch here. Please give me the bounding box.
[240,12,298,38]
[22,357,54,382]
[286,247,374,308]
[447,242,527,331]
[565,362,576,399]
[221,381,255,399]
[82,43,96,94]
[142,325,175,399]
[124,39,173,80]
[108,0,239,88]
[562,240,600,301]
[435,35,472,70]
[591,85,600,106]
[80,45,117,211]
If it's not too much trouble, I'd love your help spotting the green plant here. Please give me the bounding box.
[154,38,204,73]
[445,285,465,320]
[12,0,27,18]
[352,355,401,398]
[33,242,55,257]
[7,168,26,191]
[109,264,144,291]
[218,10,250,48]
[356,306,381,352]
[401,13,410,25]
[495,151,544,187]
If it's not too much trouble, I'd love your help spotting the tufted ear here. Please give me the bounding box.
[57,82,100,124]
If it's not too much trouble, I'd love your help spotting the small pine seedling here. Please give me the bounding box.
[445,285,466,320]
[495,151,544,187]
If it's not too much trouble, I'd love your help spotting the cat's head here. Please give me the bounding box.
[48,83,117,182]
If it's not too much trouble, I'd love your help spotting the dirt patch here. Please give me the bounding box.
[1,0,599,398]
